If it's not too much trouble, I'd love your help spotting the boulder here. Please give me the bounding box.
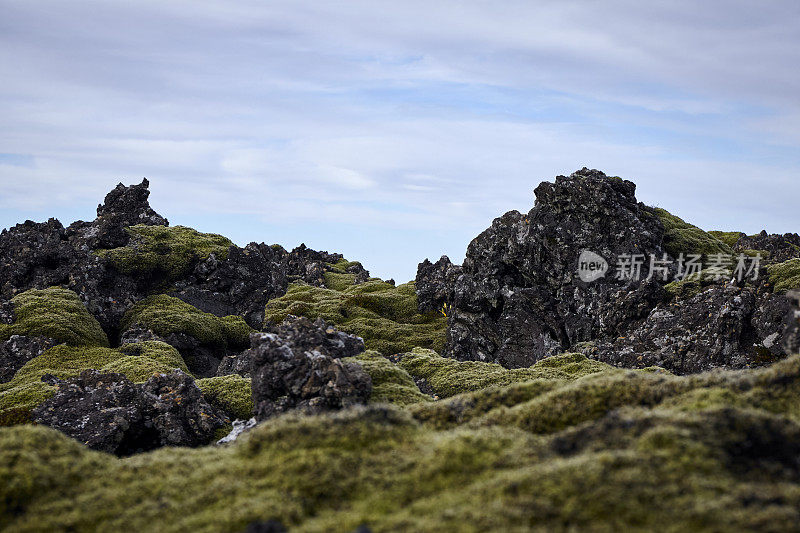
[0,335,58,383]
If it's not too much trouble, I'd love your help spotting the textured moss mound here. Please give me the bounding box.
[766,258,800,293]
[398,348,611,398]
[6,369,800,532]
[0,287,108,347]
[0,342,189,424]
[264,280,446,355]
[708,230,744,247]
[346,350,432,406]
[96,225,233,281]
[649,207,732,258]
[196,375,254,420]
[122,294,253,348]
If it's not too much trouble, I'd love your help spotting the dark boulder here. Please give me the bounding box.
[173,243,288,328]
[733,230,800,264]
[415,255,462,313]
[91,177,169,248]
[0,335,58,383]
[248,316,371,420]
[32,369,228,455]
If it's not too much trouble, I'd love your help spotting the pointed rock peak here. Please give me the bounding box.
[96,178,168,227]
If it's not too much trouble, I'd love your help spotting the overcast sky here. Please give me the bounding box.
[1,1,798,282]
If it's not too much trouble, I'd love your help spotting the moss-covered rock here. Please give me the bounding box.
[346,350,432,406]
[122,294,253,348]
[0,342,189,424]
[264,281,446,355]
[398,348,612,398]
[766,258,800,293]
[196,375,254,420]
[0,287,108,347]
[649,207,732,258]
[708,230,744,248]
[95,225,233,282]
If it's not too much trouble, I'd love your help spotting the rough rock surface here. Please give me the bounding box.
[248,316,371,420]
[420,168,799,373]
[173,243,288,329]
[733,230,800,263]
[0,335,58,383]
[32,369,227,455]
[415,255,462,313]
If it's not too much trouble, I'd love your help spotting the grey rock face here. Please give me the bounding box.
[248,316,371,421]
[32,369,228,456]
[0,335,58,383]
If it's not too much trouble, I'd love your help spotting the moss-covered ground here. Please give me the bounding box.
[264,277,446,355]
[767,258,800,293]
[0,287,108,347]
[122,294,253,348]
[6,353,800,531]
[95,225,233,281]
[649,207,732,258]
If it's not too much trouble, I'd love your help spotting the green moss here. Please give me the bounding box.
[95,225,233,281]
[346,350,431,406]
[0,342,190,423]
[264,281,446,355]
[708,231,744,248]
[649,207,732,258]
[0,287,108,347]
[664,278,707,299]
[196,375,254,420]
[122,294,253,348]
[766,258,800,293]
[398,349,612,398]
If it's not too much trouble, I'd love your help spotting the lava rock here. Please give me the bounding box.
[173,242,288,328]
[91,178,169,248]
[0,335,58,383]
[415,255,462,313]
[733,231,800,263]
[32,369,228,455]
[248,316,371,420]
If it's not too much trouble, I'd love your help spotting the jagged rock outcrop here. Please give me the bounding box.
[173,243,288,329]
[732,230,800,263]
[32,369,227,455]
[421,168,799,373]
[415,255,462,313]
[248,316,371,420]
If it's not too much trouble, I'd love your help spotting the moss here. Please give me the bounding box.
[122,294,253,348]
[766,258,800,293]
[345,350,431,406]
[0,287,108,347]
[648,207,732,258]
[264,281,446,355]
[96,225,233,281]
[664,277,708,299]
[196,375,254,420]
[708,231,744,248]
[398,348,612,398]
[0,342,190,423]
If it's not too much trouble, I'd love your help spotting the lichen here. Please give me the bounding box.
[766,258,800,293]
[648,207,732,258]
[196,375,254,420]
[0,287,108,347]
[345,350,431,406]
[122,294,253,348]
[95,225,233,281]
[264,281,446,355]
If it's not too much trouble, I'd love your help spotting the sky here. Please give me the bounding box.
[1,1,799,282]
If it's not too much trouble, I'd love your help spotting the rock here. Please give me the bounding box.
[242,520,288,533]
[415,255,462,313]
[0,335,58,383]
[733,230,800,264]
[91,178,169,248]
[216,417,257,445]
[440,168,669,368]
[249,316,371,420]
[32,369,228,455]
[173,243,288,328]
[285,243,344,286]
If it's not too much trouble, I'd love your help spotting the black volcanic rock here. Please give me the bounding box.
[733,230,800,263]
[248,316,371,420]
[32,369,228,455]
[173,242,288,328]
[415,255,462,313]
[440,168,669,368]
[0,335,58,383]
